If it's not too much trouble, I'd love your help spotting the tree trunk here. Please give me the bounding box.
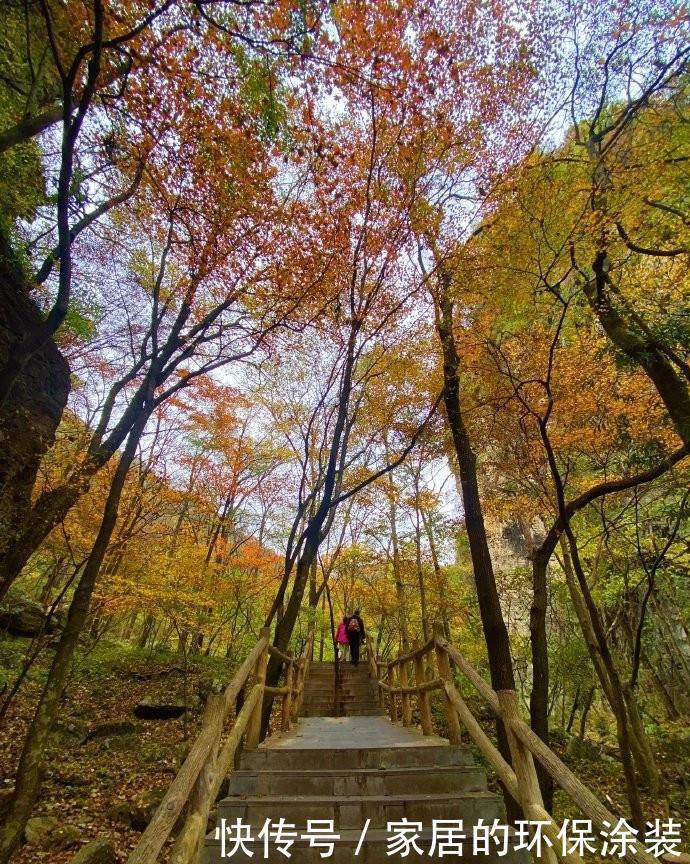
[566,685,580,734]
[0,406,150,864]
[559,536,645,825]
[413,502,430,642]
[385,454,409,650]
[620,606,680,721]
[433,280,520,820]
[624,685,661,793]
[578,687,595,740]
[138,614,156,650]
[528,551,553,809]
[584,252,690,449]
[421,509,452,640]
[261,545,315,734]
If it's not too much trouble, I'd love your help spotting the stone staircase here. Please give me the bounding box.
[301,661,382,717]
[203,664,527,863]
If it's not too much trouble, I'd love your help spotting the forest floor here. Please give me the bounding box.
[0,633,236,863]
[1,634,689,862]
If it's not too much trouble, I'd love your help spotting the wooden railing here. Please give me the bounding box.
[365,623,656,864]
[127,626,315,864]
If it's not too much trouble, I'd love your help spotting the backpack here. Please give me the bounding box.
[347,617,360,633]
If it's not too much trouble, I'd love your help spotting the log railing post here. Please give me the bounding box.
[388,663,399,724]
[245,627,270,749]
[497,689,558,864]
[413,639,433,736]
[281,656,294,732]
[377,660,386,707]
[434,623,462,745]
[292,628,314,721]
[291,660,303,723]
[400,656,412,727]
[366,643,381,708]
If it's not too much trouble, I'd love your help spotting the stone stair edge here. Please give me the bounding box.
[206,827,517,844]
[221,791,500,805]
[230,765,481,777]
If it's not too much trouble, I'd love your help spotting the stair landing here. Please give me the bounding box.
[266,715,450,750]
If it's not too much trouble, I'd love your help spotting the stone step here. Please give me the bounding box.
[308,670,369,676]
[203,829,530,864]
[219,791,503,829]
[305,684,372,693]
[342,708,385,716]
[302,700,380,709]
[302,696,378,707]
[301,694,379,705]
[228,765,487,797]
[240,745,474,772]
[304,688,375,697]
[308,668,369,677]
[301,708,383,718]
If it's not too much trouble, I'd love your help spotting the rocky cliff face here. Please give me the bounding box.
[0,237,70,581]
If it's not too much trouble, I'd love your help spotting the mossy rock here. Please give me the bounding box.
[52,719,88,746]
[106,734,139,753]
[84,721,137,742]
[25,815,59,845]
[69,838,116,864]
[565,736,601,761]
[52,824,81,852]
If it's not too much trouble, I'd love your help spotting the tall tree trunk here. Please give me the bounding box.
[518,516,551,800]
[0,405,150,863]
[619,607,680,721]
[578,687,595,740]
[262,539,316,734]
[414,512,430,642]
[432,278,521,820]
[529,550,553,809]
[384,450,409,650]
[421,508,452,640]
[138,614,156,650]
[559,538,645,824]
[411,476,430,642]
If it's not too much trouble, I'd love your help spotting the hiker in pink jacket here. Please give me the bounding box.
[336,616,350,660]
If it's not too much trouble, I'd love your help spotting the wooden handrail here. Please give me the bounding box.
[377,677,443,695]
[268,643,293,664]
[367,625,657,864]
[128,625,315,864]
[386,636,435,667]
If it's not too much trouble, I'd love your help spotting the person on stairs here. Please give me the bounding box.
[336,615,350,661]
[346,609,366,666]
